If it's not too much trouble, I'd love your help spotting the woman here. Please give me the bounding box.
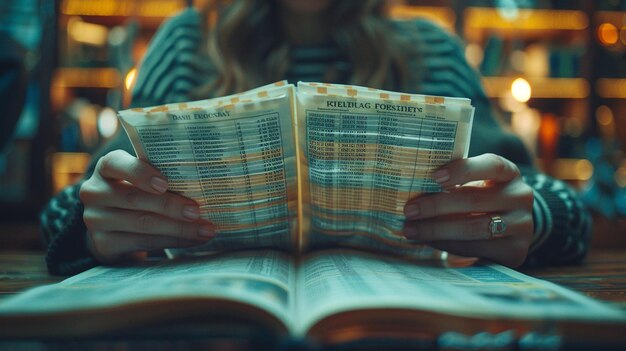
[41,0,591,275]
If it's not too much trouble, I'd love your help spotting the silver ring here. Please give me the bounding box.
[489,216,507,238]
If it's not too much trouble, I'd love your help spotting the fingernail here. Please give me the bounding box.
[433,169,450,184]
[198,226,215,238]
[405,204,420,219]
[182,206,200,220]
[150,177,168,193]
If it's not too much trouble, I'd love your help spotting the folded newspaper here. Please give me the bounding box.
[118,81,475,257]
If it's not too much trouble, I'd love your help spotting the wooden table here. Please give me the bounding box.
[523,250,626,311]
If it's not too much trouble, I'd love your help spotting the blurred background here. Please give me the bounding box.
[0,0,625,250]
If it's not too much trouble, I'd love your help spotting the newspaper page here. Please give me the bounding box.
[294,250,626,336]
[0,250,296,335]
[118,82,299,254]
[296,82,474,256]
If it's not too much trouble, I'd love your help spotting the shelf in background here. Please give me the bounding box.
[464,7,588,39]
[60,0,186,28]
[51,152,91,194]
[53,67,122,89]
[61,0,185,17]
[597,79,626,99]
[388,5,456,30]
[482,77,590,99]
[464,7,588,30]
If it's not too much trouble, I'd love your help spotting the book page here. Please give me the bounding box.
[296,82,474,256]
[118,82,299,254]
[0,250,297,335]
[295,250,625,335]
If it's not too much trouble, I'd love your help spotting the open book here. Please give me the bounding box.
[1,250,624,346]
[116,81,475,258]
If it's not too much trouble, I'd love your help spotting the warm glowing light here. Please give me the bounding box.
[61,0,184,17]
[595,105,614,126]
[483,77,589,99]
[539,113,559,161]
[511,108,540,155]
[549,159,594,181]
[575,160,594,181]
[598,23,619,45]
[53,68,121,88]
[465,43,484,68]
[525,44,549,77]
[98,107,119,139]
[464,8,588,31]
[597,78,626,98]
[125,67,137,91]
[67,16,108,46]
[52,152,91,194]
[621,26,626,45]
[511,78,531,102]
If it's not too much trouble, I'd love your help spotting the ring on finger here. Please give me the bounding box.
[489,215,507,239]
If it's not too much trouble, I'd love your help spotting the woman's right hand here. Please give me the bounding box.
[79,150,215,264]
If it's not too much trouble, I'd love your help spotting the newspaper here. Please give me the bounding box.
[118,82,475,256]
[295,250,626,335]
[1,250,623,339]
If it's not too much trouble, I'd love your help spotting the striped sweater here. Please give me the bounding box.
[41,8,591,275]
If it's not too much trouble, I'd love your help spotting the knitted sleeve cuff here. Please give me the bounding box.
[521,170,593,267]
[40,183,98,275]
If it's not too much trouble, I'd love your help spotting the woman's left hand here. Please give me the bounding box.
[403,153,534,267]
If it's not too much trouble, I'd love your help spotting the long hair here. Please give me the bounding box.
[195,0,418,98]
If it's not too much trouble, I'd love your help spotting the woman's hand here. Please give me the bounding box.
[80,150,215,264]
[403,153,534,267]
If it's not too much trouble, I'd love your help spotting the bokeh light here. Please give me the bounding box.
[595,105,614,127]
[97,107,119,139]
[576,159,594,181]
[465,43,484,68]
[511,77,532,102]
[598,23,619,45]
[125,67,137,91]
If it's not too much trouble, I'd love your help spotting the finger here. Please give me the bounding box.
[89,231,209,263]
[83,207,216,240]
[404,211,530,241]
[433,153,520,187]
[405,184,524,220]
[404,214,497,241]
[84,181,202,221]
[95,150,168,194]
[430,236,530,268]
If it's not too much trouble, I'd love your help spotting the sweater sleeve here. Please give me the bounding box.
[40,8,204,275]
[521,168,592,266]
[410,19,592,266]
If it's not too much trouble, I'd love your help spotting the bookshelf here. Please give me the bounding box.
[49,0,188,199]
[47,0,626,217]
[394,1,626,182]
